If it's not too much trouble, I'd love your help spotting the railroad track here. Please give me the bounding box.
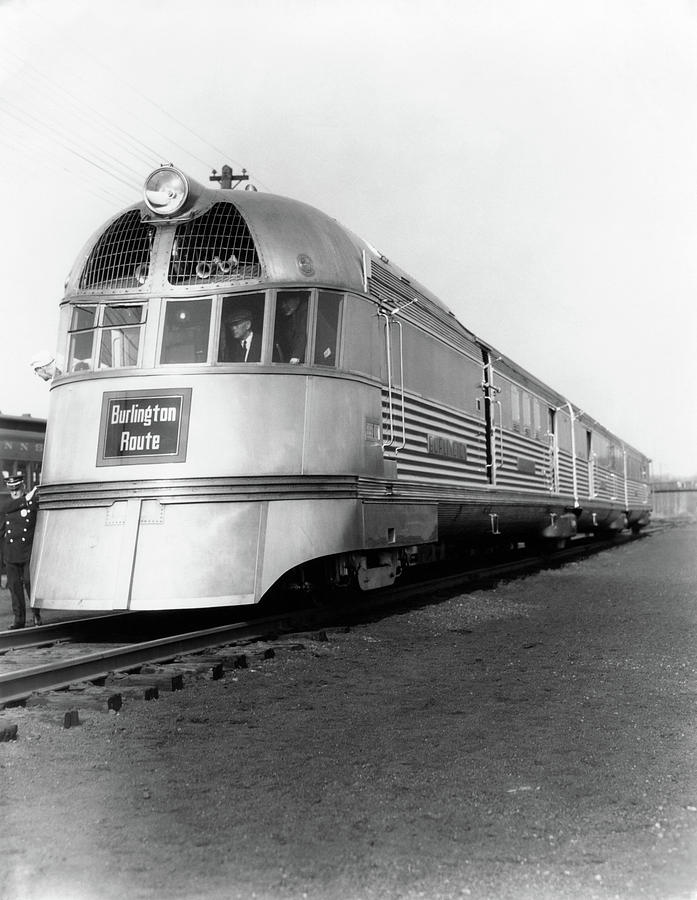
[0,527,657,712]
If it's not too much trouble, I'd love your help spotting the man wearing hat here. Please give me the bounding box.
[1,473,40,628]
[224,308,261,363]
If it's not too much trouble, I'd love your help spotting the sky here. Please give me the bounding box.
[0,0,695,477]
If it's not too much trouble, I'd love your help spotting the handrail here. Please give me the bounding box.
[379,310,395,449]
[481,359,502,483]
[547,431,559,493]
[588,452,598,498]
[495,398,504,469]
[622,445,629,510]
[560,400,580,508]
[379,301,415,454]
[393,318,407,452]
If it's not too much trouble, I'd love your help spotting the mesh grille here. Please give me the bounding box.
[169,202,261,285]
[80,210,154,290]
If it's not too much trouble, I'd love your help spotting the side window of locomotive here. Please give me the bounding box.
[314,291,342,366]
[68,305,97,372]
[272,290,310,364]
[522,392,532,436]
[218,293,266,363]
[510,384,521,432]
[98,305,145,369]
[533,398,543,441]
[160,299,212,364]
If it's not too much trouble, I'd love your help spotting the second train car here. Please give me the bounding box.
[30,165,651,612]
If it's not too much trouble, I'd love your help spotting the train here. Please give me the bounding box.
[29,164,651,613]
[0,412,45,582]
[0,413,46,490]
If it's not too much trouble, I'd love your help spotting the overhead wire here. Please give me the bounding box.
[0,49,162,171]
[7,10,220,175]
[0,91,145,188]
[0,97,141,194]
[0,16,169,195]
[6,3,261,182]
[0,133,134,207]
[0,3,275,204]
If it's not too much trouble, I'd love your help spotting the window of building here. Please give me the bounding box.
[160,300,211,364]
[218,293,266,363]
[273,290,310,364]
[314,291,342,366]
[68,303,145,372]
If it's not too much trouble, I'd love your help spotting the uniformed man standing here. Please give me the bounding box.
[1,473,40,629]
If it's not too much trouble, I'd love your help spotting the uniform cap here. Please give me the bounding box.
[5,473,25,489]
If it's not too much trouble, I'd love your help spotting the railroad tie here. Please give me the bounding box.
[0,720,19,741]
[166,660,225,680]
[26,691,123,713]
[107,672,184,692]
[193,653,249,671]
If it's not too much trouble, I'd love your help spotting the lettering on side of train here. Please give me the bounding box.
[427,434,468,461]
[97,388,192,466]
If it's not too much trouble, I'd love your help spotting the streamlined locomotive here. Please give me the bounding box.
[29,165,651,612]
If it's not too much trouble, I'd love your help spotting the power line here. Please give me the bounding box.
[0,133,134,207]
[4,4,252,178]
[0,98,141,195]
[0,6,276,195]
[0,96,143,192]
[0,50,162,171]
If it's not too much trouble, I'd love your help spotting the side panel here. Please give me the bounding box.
[43,372,386,482]
[258,498,438,597]
[303,377,383,475]
[33,496,439,611]
[260,498,362,596]
[362,502,438,547]
[31,500,265,610]
[129,501,263,608]
[32,504,137,609]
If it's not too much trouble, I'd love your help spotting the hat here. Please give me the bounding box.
[227,308,253,325]
[30,352,55,370]
[5,472,25,490]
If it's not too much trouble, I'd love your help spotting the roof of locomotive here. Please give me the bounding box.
[64,168,649,462]
[65,172,455,315]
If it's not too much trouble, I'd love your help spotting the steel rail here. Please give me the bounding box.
[0,613,133,653]
[0,528,657,708]
[0,614,291,707]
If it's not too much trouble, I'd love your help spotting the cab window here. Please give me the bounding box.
[273,290,309,364]
[98,305,145,368]
[68,303,145,372]
[160,300,211,364]
[314,291,342,366]
[218,293,265,363]
[68,305,97,372]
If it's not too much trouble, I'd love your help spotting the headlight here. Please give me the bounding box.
[143,166,189,216]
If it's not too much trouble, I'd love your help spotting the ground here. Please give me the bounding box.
[1,524,696,900]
